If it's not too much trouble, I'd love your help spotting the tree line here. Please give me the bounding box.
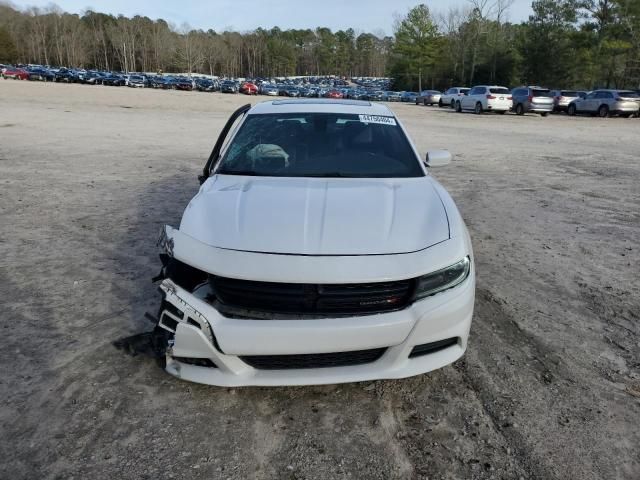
[0,1,639,90]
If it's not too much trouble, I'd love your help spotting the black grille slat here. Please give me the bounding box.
[319,281,412,296]
[240,348,386,370]
[210,276,414,315]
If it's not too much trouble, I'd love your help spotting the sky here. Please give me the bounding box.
[8,0,534,34]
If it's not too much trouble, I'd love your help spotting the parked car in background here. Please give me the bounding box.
[194,78,215,92]
[221,80,238,93]
[385,91,401,102]
[440,87,470,108]
[262,84,279,96]
[54,68,75,83]
[567,89,640,117]
[551,90,587,112]
[283,86,300,97]
[511,86,554,116]
[26,67,54,81]
[401,91,418,103]
[149,76,170,89]
[2,67,29,80]
[240,82,258,95]
[416,90,442,106]
[101,73,125,86]
[456,85,512,114]
[325,89,343,99]
[368,91,385,101]
[170,77,193,91]
[128,75,146,88]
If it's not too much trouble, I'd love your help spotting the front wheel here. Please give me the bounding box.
[474,102,483,114]
[598,104,609,118]
[438,99,443,108]
[515,103,524,115]
[455,101,462,112]
[567,104,577,116]
[450,100,455,109]
[541,112,549,117]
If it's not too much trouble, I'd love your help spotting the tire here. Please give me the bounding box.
[541,112,548,117]
[567,104,577,116]
[474,102,483,114]
[515,103,524,115]
[598,104,609,118]
[497,111,506,114]
[450,100,455,109]
[423,99,427,106]
[438,99,443,108]
[455,101,462,112]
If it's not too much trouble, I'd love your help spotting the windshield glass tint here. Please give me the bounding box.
[490,88,510,94]
[561,91,578,97]
[217,113,424,178]
[532,89,552,97]
[618,91,639,98]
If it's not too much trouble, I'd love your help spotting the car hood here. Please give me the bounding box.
[179,175,450,256]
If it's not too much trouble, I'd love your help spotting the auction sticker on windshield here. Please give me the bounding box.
[358,115,397,126]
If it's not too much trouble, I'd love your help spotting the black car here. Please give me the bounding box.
[367,91,385,101]
[54,68,75,83]
[220,80,238,93]
[101,74,125,86]
[148,76,170,89]
[26,67,55,81]
[194,78,215,92]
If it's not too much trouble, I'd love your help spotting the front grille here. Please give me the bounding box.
[210,276,415,315]
[240,348,386,370]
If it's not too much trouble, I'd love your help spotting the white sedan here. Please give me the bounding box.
[153,99,475,386]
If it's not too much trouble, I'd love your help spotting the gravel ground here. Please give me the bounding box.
[1,80,638,480]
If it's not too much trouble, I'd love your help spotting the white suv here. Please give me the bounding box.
[456,85,512,114]
[153,99,475,386]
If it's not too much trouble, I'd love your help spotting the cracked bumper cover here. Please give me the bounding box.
[157,226,475,386]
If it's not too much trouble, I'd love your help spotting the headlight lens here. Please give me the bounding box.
[414,257,471,300]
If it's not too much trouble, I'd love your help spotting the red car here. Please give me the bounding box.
[2,68,29,80]
[326,90,344,99]
[240,82,258,95]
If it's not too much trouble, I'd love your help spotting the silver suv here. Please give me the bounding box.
[550,90,587,112]
[511,86,554,116]
[568,90,640,117]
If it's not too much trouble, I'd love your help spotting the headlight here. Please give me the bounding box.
[414,257,471,300]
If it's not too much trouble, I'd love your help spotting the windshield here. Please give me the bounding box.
[216,112,424,178]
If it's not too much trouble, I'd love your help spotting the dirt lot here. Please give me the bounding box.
[1,80,638,480]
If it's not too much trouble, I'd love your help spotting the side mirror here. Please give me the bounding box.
[425,150,452,167]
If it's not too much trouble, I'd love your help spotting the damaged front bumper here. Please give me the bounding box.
[153,226,475,387]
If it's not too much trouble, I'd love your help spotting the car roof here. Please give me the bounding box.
[250,99,394,116]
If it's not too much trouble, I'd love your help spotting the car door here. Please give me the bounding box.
[462,88,477,109]
[598,91,613,110]
[581,91,598,112]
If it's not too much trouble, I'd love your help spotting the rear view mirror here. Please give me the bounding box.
[425,150,452,167]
